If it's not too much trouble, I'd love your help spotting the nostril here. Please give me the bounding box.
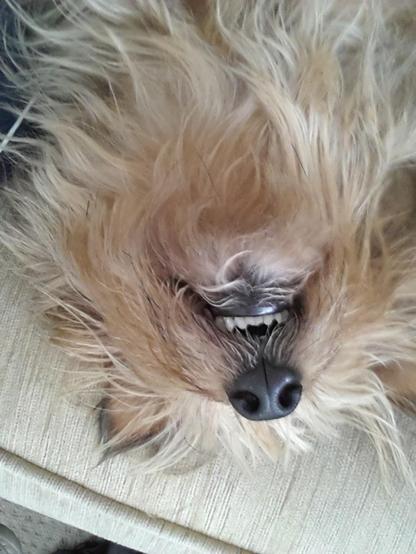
[277,383,302,410]
[230,391,260,414]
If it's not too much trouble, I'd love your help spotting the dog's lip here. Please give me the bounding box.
[210,303,286,318]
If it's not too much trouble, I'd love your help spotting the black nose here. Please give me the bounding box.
[228,362,302,421]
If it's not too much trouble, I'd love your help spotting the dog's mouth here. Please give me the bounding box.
[212,309,289,334]
[203,288,292,337]
[170,277,295,339]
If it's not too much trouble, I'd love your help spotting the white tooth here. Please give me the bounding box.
[225,317,235,332]
[246,317,258,327]
[263,315,274,326]
[215,317,226,331]
[275,310,289,324]
[235,317,248,329]
[246,316,267,328]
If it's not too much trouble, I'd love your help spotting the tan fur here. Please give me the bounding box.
[1,0,416,477]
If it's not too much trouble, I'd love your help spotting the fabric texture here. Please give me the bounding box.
[0,497,91,554]
[1,233,416,553]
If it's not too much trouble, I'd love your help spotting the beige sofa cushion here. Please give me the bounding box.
[1,243,416,554]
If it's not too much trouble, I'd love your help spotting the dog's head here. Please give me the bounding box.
[4,0,416,473]
[48,106,412,471]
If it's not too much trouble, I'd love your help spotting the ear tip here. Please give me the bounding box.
[95,396,155,461]
[96,397,111,445]
[95,397,124,462]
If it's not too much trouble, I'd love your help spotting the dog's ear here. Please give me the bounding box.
[97,394,167,459]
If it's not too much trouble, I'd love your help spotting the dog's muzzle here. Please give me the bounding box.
[210,289,302,420]
[189,275,303,420]
[227,361,302,421]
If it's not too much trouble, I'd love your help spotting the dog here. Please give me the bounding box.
[1,0,416,476]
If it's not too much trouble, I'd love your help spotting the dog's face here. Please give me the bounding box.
[5,0,416,472]
[57,114,405,467]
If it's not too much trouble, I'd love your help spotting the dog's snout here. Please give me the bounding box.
[228,363,302,421]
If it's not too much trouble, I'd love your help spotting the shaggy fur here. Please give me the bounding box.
[1,0,416,477]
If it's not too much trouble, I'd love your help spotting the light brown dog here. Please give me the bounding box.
[2,0,416,476]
